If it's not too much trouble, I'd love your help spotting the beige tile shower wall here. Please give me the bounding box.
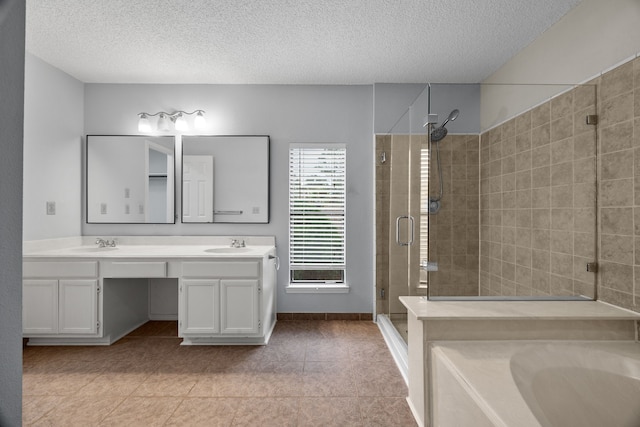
[479,85,598,298]
[597,57,640,313]
[428,134,480,296]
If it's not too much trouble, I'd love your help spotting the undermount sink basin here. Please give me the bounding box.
[72,247,119,252]
[204,247,252,253]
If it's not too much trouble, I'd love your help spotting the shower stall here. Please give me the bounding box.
[375,82,598,342]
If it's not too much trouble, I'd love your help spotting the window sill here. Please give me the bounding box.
[286,284,350,294]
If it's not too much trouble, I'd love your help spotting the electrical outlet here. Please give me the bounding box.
[125,204,130,214]
[124,188,130,198]
[46,201,56,215]
[138,204,144,214]
[100,203,107,214]
[252,206,260,214]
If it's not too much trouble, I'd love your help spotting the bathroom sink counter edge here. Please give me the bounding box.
[23,235,276,259]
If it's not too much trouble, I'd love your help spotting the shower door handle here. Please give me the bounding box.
[395,215,415,246]
[407,215,415,246]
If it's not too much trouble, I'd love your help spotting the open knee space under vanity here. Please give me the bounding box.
[22,236,277,346]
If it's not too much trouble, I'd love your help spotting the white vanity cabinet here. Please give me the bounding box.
[23,261,99,337]
[179,256,275,345]
[22,237,278,346]
[181,279,220,334]
[179,278,260,336]
[220,279,260,334]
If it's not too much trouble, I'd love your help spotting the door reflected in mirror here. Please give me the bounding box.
[181,136,269,223]
[86,135,176,224]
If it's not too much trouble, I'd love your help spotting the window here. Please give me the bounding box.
[420,144,429,285]
[289,144,346,288]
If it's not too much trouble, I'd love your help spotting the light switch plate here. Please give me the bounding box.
[46,201,56,215]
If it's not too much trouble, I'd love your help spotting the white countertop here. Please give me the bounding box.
[23,236,276,259]
[400,296,640,320]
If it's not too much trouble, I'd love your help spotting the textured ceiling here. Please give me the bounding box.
[26,0,582,84]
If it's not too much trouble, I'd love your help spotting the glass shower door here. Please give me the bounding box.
[375,100,428,342]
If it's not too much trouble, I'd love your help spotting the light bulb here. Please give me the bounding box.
[174,113,188,132]
[157,113,171,132]
[194,111,206,130]
[138,114,151,132]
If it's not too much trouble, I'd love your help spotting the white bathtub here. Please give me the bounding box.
[430,341,640,427]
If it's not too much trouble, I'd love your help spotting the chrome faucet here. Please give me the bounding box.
[230,239,246,248]
[96,238,117,248]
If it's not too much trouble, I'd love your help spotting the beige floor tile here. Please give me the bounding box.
[329,321,382,340]
[165,397,239,427]
[23,372,101,396]
[348,339,396,362]
[298,397,363,426]
[23,355,73,374]
[155,354,215,374]
[359,397,417,426]
[189,372,252,397]
[131,372,199,397]
[305,339,352,361]
[22,321,413,426]
[243,363,304,397]
[244,340,308,363]
[352,363,407,397]
[98,396,182,426]
[30,395,124,427]
[302,361,357,397]
[230,397,298,426]
[126,320,177,337]
[78,372,151,396]
[22,395,67,425]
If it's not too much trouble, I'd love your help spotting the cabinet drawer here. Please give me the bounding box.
[101,261,167,278]
[182,261,260,278]
[24,261,98,278]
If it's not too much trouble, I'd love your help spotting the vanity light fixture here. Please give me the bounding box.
[137,110,206,132]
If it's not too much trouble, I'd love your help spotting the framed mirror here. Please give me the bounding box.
[86,135,176,223]
[182,135,269,223]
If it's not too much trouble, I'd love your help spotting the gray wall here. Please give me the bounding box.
[374,83,428,134]
[0,1,24,425]
[83,84,374,313]
[374,83,480,135]
[429,84,480,134]
[23,53,84,240]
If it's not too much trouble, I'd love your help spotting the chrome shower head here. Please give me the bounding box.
[430,126,448,142]
[430,109,460,142]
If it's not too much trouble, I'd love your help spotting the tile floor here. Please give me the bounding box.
[23,320,416,426]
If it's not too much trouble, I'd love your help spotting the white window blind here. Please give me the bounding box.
[420,145,430,286]
[420,145,430,262]
[289,144,346,283]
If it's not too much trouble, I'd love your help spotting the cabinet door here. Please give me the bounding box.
[181,279,220,334]
[58,280,98,334]
[23,280,58,334]
[220,279,259,334]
